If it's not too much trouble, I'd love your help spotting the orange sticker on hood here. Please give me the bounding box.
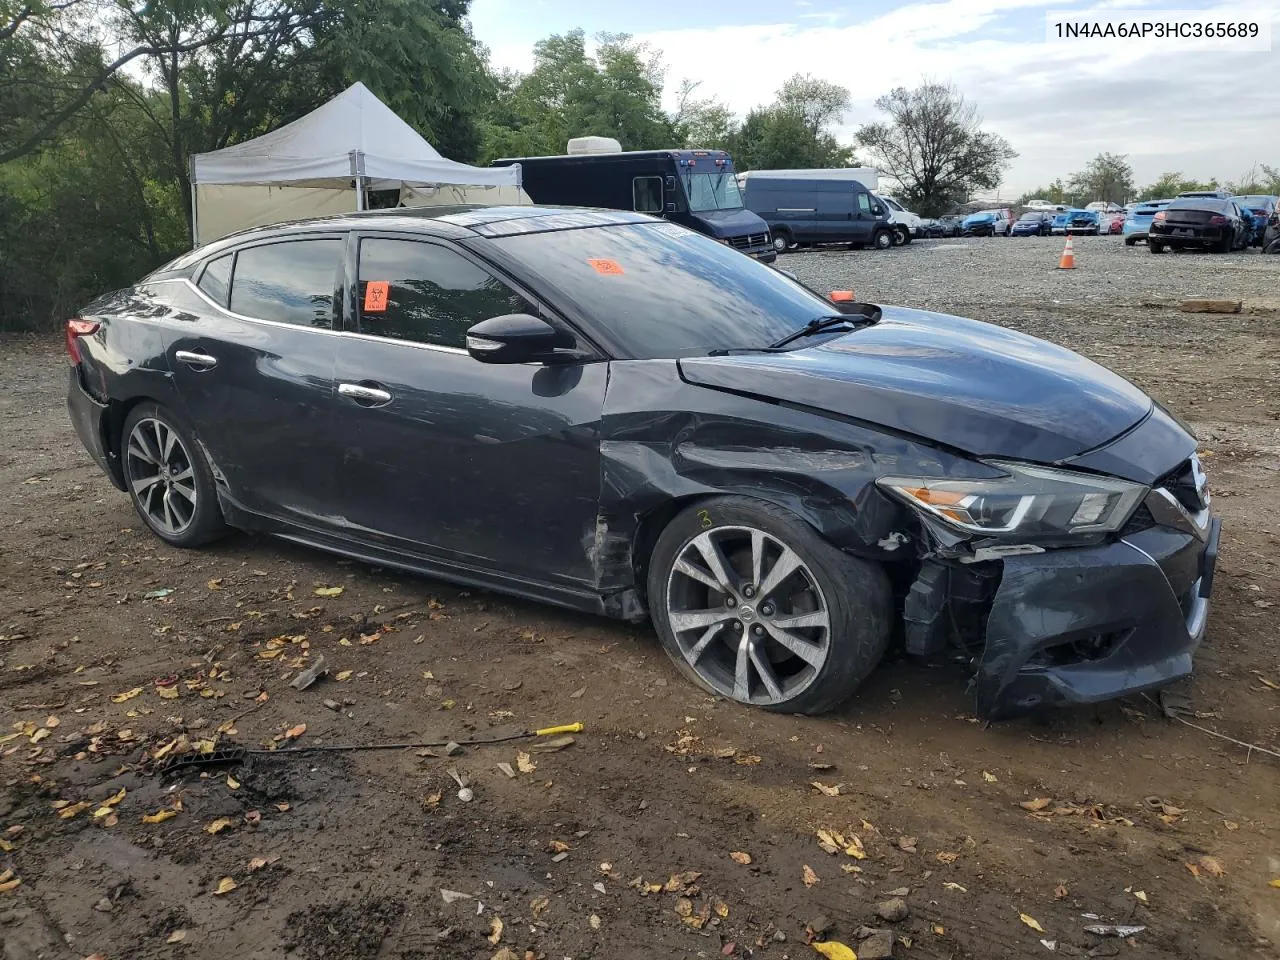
[587,258,624,275]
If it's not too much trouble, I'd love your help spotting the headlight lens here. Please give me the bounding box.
[877,461,1148,539]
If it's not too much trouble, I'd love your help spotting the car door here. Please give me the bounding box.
[167,235,344,525]
[851,189,877,244]
[331,232,607,588]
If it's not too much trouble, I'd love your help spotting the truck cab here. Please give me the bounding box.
[492,147,775,262]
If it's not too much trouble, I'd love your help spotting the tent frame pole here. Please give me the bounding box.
[355,176,365,211]
[189,156,200,248]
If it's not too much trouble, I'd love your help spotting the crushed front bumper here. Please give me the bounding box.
[972,494,1219,720]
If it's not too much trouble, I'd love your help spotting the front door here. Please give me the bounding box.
[165,235,344,525]
[331,234,606,588]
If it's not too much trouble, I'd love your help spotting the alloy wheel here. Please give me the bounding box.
[126,417,198,535]
[665,525,831,706]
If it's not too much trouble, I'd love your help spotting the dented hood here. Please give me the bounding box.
[678,306,1152,464]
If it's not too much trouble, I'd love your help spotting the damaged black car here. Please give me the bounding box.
[66,206,1220,721]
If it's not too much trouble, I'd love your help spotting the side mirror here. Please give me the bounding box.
[466,313,563,364]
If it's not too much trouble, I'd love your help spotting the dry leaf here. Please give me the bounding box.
[664,871,701,892]
[226,776,240,790]
[314,586,344,597]
[1054,885,1069,899]
[205,818,234,835]
[157,685,179,700]
[101,788,125,807]
[213,877,237,895]
[982,771,998,783]
[944,882,967,892]
[1185,863,1201,878]
[111,687,143,703]
[0,877,21,894]
[936,851,958,864]
[44,715,60,728]
[713,900,729,918]
[802,864,819,887]
[1020,913,1045,933]
[1269,879,1280,889]
[487,916,504,945]
[284,724,306,739]
[422,791,442,810]
[0,840,13,853]
[167,930,187,944]
[275,803,290,812]
[549,840,572,853]
[1198,855,1226,877]
[58,801,92,819]
[810,781,840,797]
[248,855,279,871]
[810,941,857,960]
[1020,797,1052,811]
[30,728,49,744]
[729,851,752,865]
[1223,820,1239,831]
[840,863,862,874]
[335,670,353,681]
[1258,675,1280,690]
[932,923,945,935]
[516,751,536,774]
[674,898,694,918]
[142,808,178,824]
[530,895,550,918]
[733,754,761,765]
[844,834,866,859]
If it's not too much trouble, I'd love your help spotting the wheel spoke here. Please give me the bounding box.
[161,490,177,532]
[160,423,177,463]
[749,529,765,590]
[732,634,750,700]
[669,608,737,633]
[170,478,197,504]
[691,532,737,593]
[758,546,802,599]
[130,475,161,496]
[770,610,829,631]
[761,620,826,668]
[685,624,724,665]
[127,439,159,466]
[748,640,785,701]
[673,557,724,593]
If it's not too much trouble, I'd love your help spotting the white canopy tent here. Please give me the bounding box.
[189,82,521,246]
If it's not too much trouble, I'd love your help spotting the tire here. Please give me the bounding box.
[647,496,892,715]
[1148,241,1165,254]
[1266,237,1280,255]
[771,230,792,254]
[1124,237,1136,246]
[1216,234,1232,254]
[872,229,892,250]
[121,401,226,548]
[894,225,911,246]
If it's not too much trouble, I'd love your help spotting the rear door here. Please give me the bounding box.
[167,236,344,525]
[330,232,607,587]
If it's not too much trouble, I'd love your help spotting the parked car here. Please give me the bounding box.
[1025,199,1066,211]
[1264,209,1280,253]
[65,205,1219,721]
[1085,201,1125,214]
[1148,197,1251,253]
[1010,211,1053,236]
[1177,189,1232,200]
[936,215,964,237]
[1051,209,1084,235]
[1122,200,1171,245]
[874,194,923,245]
[1065,209,1102,235]
[961,209,1012,236]
[1102,211,1126,234]
[1231,195,1278,245]
[740,175,894,252]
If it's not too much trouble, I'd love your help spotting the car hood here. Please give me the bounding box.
[963,213,995,224]
[677,306,1153,464]
[693,207,770,238]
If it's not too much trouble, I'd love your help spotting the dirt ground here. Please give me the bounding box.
[2,239,1279,960]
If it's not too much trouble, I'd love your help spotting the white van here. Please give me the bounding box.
[875,195,923,245]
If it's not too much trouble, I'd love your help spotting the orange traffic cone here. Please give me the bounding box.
[1057,235,1077,269]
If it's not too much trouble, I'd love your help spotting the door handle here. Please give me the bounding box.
[175,349,218,370]
[338,382,393,406]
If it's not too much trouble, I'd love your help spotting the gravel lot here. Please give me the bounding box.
[1,235,1278,960]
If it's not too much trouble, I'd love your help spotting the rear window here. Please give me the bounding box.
[1168,198,1230,213]
[487,222,838,360]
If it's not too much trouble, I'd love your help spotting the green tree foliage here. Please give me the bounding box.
[1016,179,1067,205]
[1067,152,1135,204]
[856,82,1015,217]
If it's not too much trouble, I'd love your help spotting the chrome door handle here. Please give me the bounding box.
[175,350,217,370]
[338,382,392,406]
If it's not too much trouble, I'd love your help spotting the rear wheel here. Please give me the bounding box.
[121,402,225,548]
[1148,241,1165,254]
[647,497,891,714]
[1216,233,1232,254]
[872,229,892,250]
[1124,237,1136,246]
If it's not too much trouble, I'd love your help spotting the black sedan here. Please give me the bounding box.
[1148,197,1251,253]
[67,206,1219,720]
[1011,211,1054,236]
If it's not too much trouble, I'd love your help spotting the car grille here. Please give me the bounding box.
[728,233,770,250]
[1160,456,1209,513]
[1119,502,1156,536]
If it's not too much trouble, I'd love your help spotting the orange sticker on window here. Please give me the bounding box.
[587,258,625,275]
[363,280,390,312]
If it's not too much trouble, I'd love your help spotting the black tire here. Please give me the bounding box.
[647,496,892,715]
[1265,237,1280,255]
[1148,241,1165,254]
[121,401,226,548]
[872,229,892,250]
[1215,233,1232,254]
[771,229,792,254]
[1124,237,1136,246]
[894,225,911,246]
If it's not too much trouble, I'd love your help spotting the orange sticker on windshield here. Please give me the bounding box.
[363,280,389,312]
[587,258,625,275]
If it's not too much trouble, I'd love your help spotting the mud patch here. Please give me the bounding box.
[284,896,406,960]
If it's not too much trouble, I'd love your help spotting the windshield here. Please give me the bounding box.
[681,170,744,212]
[1234,195,1272,208]
[488,221,837,360]
[1017,213,1041,221]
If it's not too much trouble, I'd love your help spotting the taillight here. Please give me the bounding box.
[1209,215,1228,225]
[1153,211,1167,221]
[65,318,99,364]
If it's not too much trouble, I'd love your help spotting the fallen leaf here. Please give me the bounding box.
[314,586,344,597]
[844,834,866,859]
[111,687,143,703]
[44,715,60,728]
[729,851,752,865]
[810,781,840,797]
[1223,820,1239,831]
[589,913,602,930]
[143,588,174,599]
[936,851,959,864]
[1134,890,1149,904]
[810,941,857,960]
[226,776,240,790]
[247,855,279,871]
[840,863,862,874]
[1020,913,1045,933]
[944,882,967,892]
[530,895,551,918]
[802,864,819,887]
[549,840,572,853]
[335,670,353,681]
[1054,885,1069,900]
[101,787,126,807]
[422,791,442,810]
[1185,863,1201,878]
[275,803,290,812]
[167,930,187,943]
[1258,675,1279,691]
[932,924,946,936]
[58,801,92,819]
[157,685,179,700]
[1269,879,1280,889]
[516,751,536,774]
[674,898,694,918]
[664,871,701,892]
[142,808,178,824]
[487,916,504,945]
[205,818,235,835]
[733,754,761,765]
[213,877,237,895]
[0,840,12,853]
[284,724,306,739]
[0,876,21,894]
[713,900,729,918]
[1198,855,1226,878]
[982,771,998,783]
[897,835,918,853]
[1020,797,1052,812]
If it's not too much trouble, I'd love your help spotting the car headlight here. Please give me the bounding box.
[877,461,1148,539]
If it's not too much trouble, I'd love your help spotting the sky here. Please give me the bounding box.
[469,0,1280,197]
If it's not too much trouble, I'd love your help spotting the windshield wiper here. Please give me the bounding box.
[767,315,861,350]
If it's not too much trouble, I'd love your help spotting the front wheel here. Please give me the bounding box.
[1148,241,1165,254]
[872,229,892,250]
[647,497,891,715]
[121,402,226,548]
[772,231,792,254]
[1124,237,1136,246]
[894,225,911,245]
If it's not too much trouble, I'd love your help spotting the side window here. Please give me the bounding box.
[197,254,233,307]
[228,239,342,327]
[357,238,536,349]
[633,177,663,214]
[857,192,873,215]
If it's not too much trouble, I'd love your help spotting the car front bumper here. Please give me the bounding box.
[972,502,1219,720]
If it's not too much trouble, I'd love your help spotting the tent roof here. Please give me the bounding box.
[191,82,518,188]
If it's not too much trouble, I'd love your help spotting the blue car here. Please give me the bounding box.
[1232,195,1278,246]
[1051,209,1086,235]
[961,209,1011,236]
[1064,209,1101,235]
[1011,211,1054,236]
[1123,200,1171,246]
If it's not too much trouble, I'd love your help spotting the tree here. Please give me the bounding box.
[731,106,853,171]
[856,82,1015,217]
[1224,163,1280,196]
[775,73,850,137]
[1017,179,1067,205]
[1067,152,1135,205]
[673,79,737,150]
